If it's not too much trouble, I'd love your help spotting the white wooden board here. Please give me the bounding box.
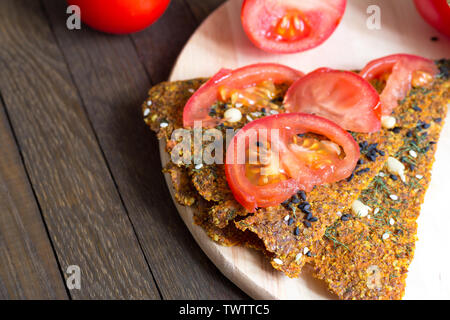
[161,0,450,299]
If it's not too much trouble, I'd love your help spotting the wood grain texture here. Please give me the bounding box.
[184,0,225,23]
[166,0,450,299]
[0,100,68,300]
[132,0,198,83]
[0,0,160,299]
[42,0,247,299]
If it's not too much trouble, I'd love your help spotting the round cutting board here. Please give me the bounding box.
[162,0,450,299]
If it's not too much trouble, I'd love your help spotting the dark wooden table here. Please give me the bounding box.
[0,0,248,299]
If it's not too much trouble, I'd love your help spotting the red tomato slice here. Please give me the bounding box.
[414,0,450,37]
[225,113,359,212]
[283,68,381,133]
[360,54,439,115]
[241,0,346,53]
[183,63,304,128]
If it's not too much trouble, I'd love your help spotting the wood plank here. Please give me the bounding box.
[131,0,198,83]
[0,100,68,300]
[184,0,225,23]
[0,0,160,299]
[42,0,247,299]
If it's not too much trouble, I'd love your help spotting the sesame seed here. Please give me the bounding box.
[416,175,423,179]
[160,122,169,128]
[269,110,279,115]
[308,216,318,222]
[194,163,203,170]
[412,105,422,112]
[294,227,300,236]
[147,100,152,106]
[367,154,377,162]
[406,130,413,138]
[389,218,395,226]
[300,207,311,215]
[298,190,306,201]
[357,159,364,165]
[392,127,401,134]
[382,233,390,240]
[423,123,430,129]
[303,247,310,255]
[303,220,311,228]
[390,174,398,181]
[351,200,371,217]
[143,108,150,117]
[299,202,311,210]
[378,172,386,177]
[246,115,253,122]
[288,218,294,226]
[381,116,396,129]
[295,253,303,262]
[224,108,242,123]
[387,157,406,181]
[291,195,300,204]
[273,258,283,265]
[284,215,290,222]
[306,251,312,257]
[188,88,195,93]
[367,143,378,151]
[359,141,368,150]
[374,208,380,215]
[389,194,399,201]
[434,118,442,123]
[341,214,351,221]
[356,168,370,175]
[305,212,312,220]
[409,150,418,158]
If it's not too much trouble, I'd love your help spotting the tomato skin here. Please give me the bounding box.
[359,54,436,80]
[225,113,359,212]
[241,0,347,53]
[360,54,438,115]
[67,0,170,34]
[284,68,381,133]
[182,63,304,128]
[413,0,450,37]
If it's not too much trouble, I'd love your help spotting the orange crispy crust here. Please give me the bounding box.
[310,79,449,299]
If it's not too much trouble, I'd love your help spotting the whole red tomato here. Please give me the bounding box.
[413,0,450,37]
[67,0,170,34]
